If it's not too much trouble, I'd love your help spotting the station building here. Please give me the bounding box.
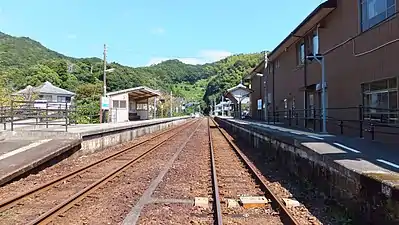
[107,86,160,122]
[245,0,399,142]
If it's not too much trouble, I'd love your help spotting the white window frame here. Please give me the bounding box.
[297,42,305,65]
[112,100,127,109]
[360,0,396,31]
[57,96,67,103]
[362,78,398,123]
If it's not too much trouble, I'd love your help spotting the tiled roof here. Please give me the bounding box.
[14,81,75,96]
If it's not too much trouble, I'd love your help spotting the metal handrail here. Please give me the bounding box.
[256,105,399,141]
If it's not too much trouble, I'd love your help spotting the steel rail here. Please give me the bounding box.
[0,119,196,212]
[27,119,201,225]
[211,118,300,225]
[207,117,223,225]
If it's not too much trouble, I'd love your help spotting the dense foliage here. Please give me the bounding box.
[0,31,262,120]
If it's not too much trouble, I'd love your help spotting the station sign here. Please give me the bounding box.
[101,96,110,110]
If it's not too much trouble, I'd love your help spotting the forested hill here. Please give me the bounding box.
[0,31,262,115]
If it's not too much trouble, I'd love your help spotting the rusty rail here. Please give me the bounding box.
[211,117,300,225]
[207,117,223,225]
[0,119,196,213]
[27,119,200,225]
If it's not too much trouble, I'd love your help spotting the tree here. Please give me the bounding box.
[26,64,61,86]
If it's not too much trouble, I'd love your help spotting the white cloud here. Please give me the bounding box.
[150,27,165,35]
[66,34,77,39]
[146,50,232,66]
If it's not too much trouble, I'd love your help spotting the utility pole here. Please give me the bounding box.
[100,44,107,124]
[170,91,173,117]
[103,44,107,97]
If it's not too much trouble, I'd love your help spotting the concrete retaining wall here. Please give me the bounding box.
[78,118,187,156]
[215,117,399,225]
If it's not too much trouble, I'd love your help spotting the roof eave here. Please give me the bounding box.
[268,0,337,61]
[244,61,266,80]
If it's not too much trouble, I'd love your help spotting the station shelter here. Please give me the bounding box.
[107,86,160,123]
[224,83,252,119]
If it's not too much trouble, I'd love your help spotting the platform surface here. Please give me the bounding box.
[0,138,81,186]
[4,117,188,137]
[222,118,399,174]
[0,117,188,186]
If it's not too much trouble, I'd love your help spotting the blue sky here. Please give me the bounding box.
[0,0,325,67]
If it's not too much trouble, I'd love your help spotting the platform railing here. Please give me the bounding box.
[256,105,399,142]
[0,100,79,132]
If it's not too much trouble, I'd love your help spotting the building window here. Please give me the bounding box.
[120,100,127,109]
[312,32,319,55]
[57,96,67,103]
[268,65,272,74]
[360,0,396,31]
[362,77,398,123]
[276,59,280,68]
[112,100,127,109]
[43,95,52,102]
[297,42,305,65]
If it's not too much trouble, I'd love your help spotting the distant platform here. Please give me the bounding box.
[2,117,189,140]
[0,116,189,186]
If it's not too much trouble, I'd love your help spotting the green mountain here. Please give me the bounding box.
[0,31,262,118]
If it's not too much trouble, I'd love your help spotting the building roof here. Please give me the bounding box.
[13,85,35,95]
[244,0,336,81]
[226,83,252,93]
[13,81,75,96]
[35,81,75,96]
[107,86,161,100]
[268,0,337,61]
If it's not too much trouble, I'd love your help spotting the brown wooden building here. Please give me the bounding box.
[245,0,399,142]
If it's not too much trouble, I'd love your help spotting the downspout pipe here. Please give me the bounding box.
[272,61,276,124]
[303,36,308,127]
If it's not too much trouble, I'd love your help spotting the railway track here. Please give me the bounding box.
[0,119,199,225]
[209,117,300,225]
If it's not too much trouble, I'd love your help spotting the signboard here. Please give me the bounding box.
[101,96,110,110]
[257,99,262,110]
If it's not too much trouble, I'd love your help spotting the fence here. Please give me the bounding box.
[260,105,399,142]
[0,100,77,132]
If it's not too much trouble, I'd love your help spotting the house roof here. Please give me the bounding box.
[268,0,337,61]
[13,81,75,96]
[107,86,161,100]
[244,1,336,81]
[35,81,75,96]
[13,85,35,95]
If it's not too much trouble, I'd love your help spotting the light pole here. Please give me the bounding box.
[103,67,115,97]
[101,44,115,123]
[306,54,327,133]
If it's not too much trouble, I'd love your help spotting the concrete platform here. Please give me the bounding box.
[215,117,399,225]
[226,118,399,174]
[0,139,81,186]
[2,117,189,140]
